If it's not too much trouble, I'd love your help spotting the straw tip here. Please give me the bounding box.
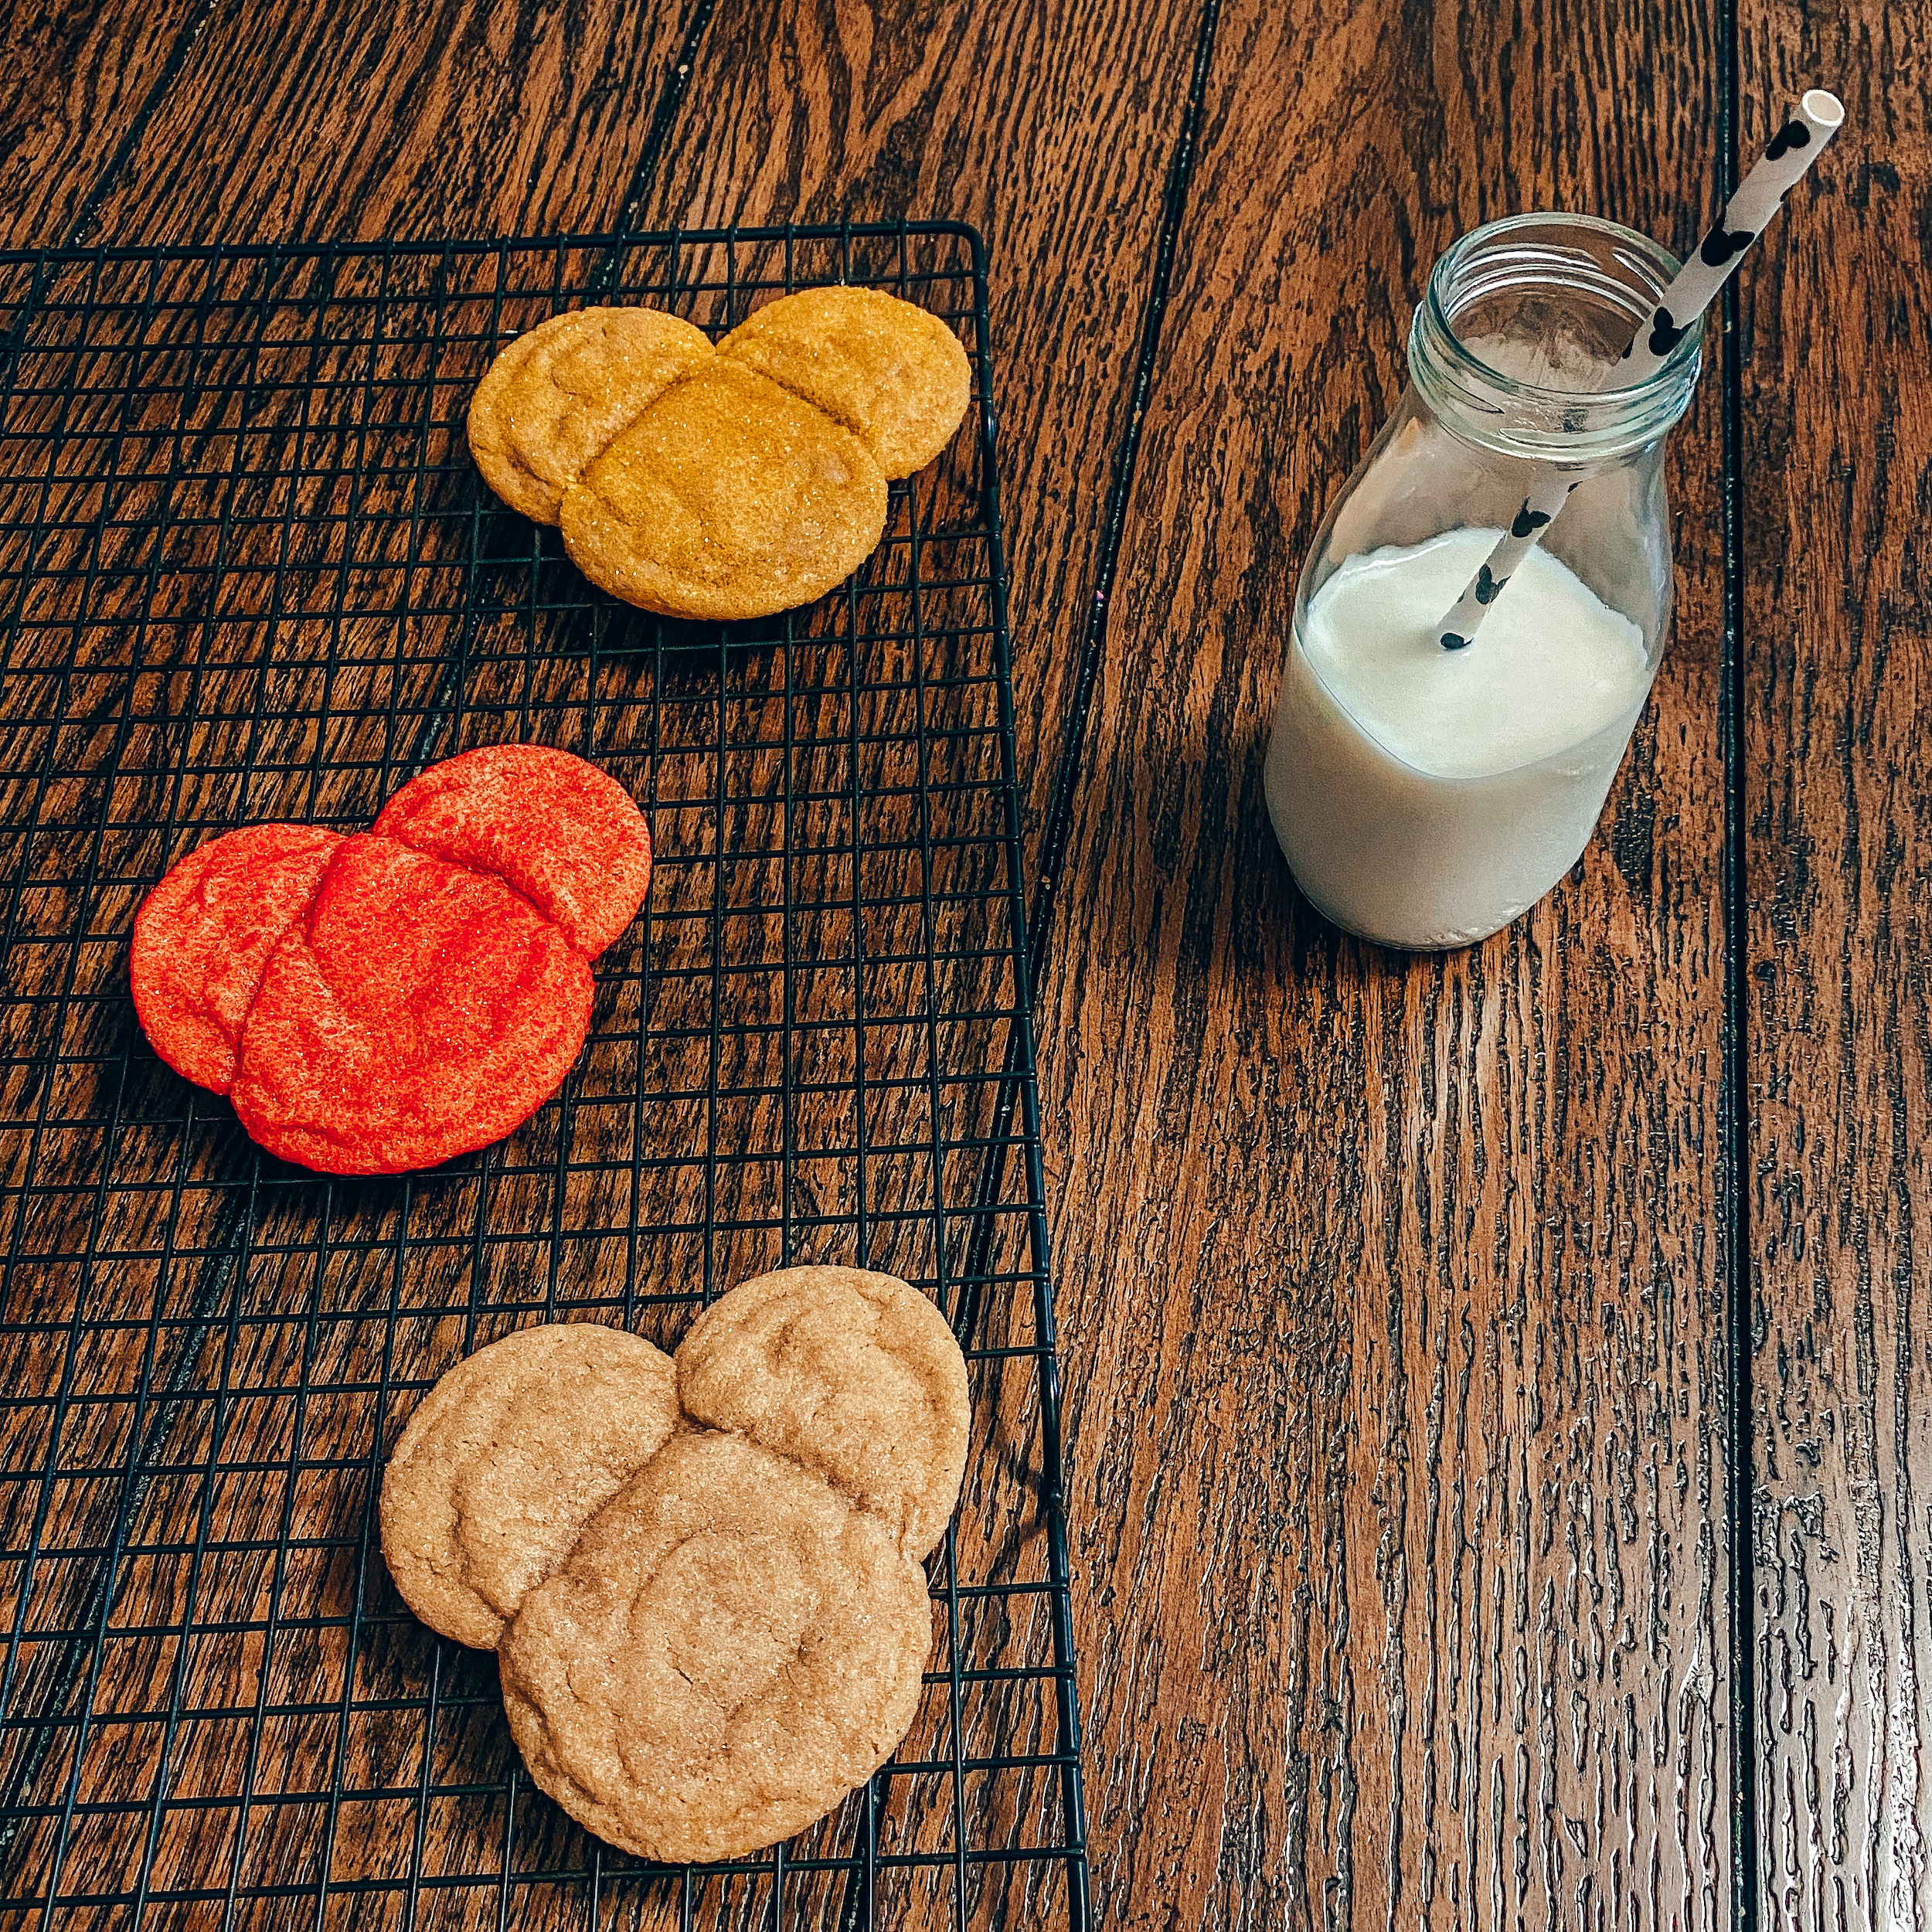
[1802,88,1845,128]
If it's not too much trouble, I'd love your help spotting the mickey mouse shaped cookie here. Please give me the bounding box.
[379,1265,971,1867]
[467,288,974,621]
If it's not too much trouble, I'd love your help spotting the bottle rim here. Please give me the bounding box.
[1409,212,1702,463]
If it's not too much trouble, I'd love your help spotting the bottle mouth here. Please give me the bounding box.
[1410,212,1702,463]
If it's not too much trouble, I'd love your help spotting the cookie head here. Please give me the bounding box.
[467,307,715,525]
[498,1430,932,1865]
[719,286,973,481]
[379,1323,680,1650]
[675,1264,969,1559]
[228,835,593,1175]
[560,360,888,621]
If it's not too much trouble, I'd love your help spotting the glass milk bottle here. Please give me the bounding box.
[1264,213,1702,950]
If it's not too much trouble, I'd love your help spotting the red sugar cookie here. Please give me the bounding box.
[131,824,345,1094]
[230,835,594,1175]
[373,744,652,959]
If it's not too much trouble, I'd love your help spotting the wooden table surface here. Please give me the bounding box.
[2,0,1926,1923]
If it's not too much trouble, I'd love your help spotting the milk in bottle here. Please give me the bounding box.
[1265,530,1654,949]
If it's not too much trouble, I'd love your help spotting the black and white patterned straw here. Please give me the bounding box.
[1434,88,1844,652]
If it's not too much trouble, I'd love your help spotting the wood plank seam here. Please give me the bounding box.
[958,0,1226,1320]
[596,0,725,271]
[1716,0,1757,1923]
[46,0,219,254]
[1019,0,1226,1006]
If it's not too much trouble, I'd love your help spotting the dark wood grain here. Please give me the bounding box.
[1,0,1907,1918]
[1025,0,1739,1921]
[1738,22,1932,1927]
[0,0,202,249]
[65,0,698,244]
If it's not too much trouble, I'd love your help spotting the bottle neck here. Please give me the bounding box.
[1408,213,1701,467]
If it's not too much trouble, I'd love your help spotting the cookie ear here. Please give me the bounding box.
[673,1264,970,1560]
[717,287,973,481]
[379,1325,679,1651]
[374,743,652,961]
[468,308,716,524]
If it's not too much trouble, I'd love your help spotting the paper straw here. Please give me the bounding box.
[1434,88,1843,652]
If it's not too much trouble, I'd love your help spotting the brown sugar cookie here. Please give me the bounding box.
[379,1324,680,1649]
[719,287,973,481]
[560,360,887,621]
[499,1430,932,1866]
[675,1265,968,1560]
[468,307,715,524]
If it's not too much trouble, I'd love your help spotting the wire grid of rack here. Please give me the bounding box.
[0,224,1088,1929]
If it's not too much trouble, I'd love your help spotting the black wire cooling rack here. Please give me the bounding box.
[0,223,1089,1929]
